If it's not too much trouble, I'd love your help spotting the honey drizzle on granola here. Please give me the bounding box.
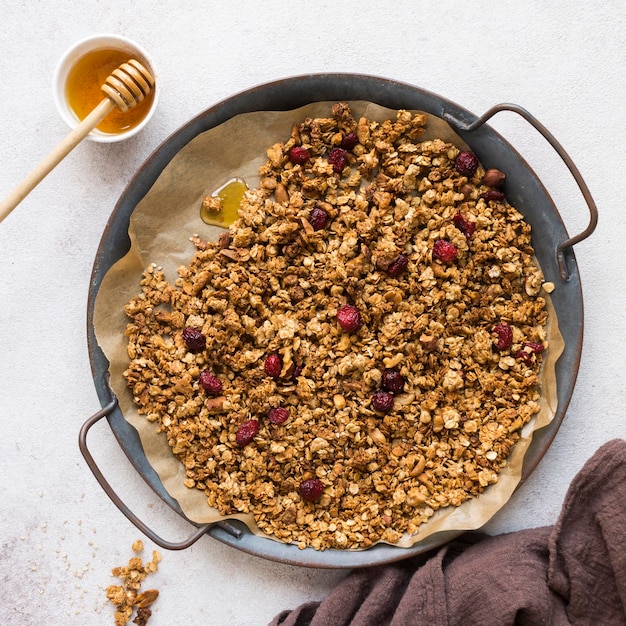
[200,177,248,227]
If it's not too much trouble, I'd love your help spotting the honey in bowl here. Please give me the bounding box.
[65,48,155,134]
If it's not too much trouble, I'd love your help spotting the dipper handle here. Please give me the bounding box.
[0,59,154,223]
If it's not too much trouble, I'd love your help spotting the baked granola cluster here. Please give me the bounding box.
[123,103,549,550]
[105,540,161,626]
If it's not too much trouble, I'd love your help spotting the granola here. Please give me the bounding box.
[123,103,549,550]
[105,540,161,625]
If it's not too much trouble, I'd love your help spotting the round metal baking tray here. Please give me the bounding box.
[80,73,596,568]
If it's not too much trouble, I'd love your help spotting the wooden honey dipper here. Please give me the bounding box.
[0,59,155,223]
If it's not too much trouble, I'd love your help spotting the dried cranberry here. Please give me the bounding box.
[199,371,223,395]
[524,341,545,353]
[340,132,359,150]
[371,390,394,413]
[268,407,290,425]
[493,322,514,350]
[386,254,409,277]
[182,327,206,352]
[381,369,405,394]
[289,146,309,165]
[298,478,324,502]
[291,364,304,380]
[309,206,329,230]
[454,151,479,176]
[515,341,545,363]
[336,304,363,333]
[264,353,283,378]
[235,420,259,447]
[453,213,476,238]
[432,240,458,263]
[482,190,505,203]
[328,148,348,173]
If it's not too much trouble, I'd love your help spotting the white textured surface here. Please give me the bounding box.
[0,1,624,624]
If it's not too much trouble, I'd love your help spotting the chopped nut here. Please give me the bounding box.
[275,182,289,205]
[134,589,159,608]
[133,608,153,626]
[333,394,346,410]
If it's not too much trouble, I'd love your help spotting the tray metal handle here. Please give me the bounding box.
[79,399,229,550]
[443,103,598,281]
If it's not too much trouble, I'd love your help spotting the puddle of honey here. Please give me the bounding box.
[200,177,248,227]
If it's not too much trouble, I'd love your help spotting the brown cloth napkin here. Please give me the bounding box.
[270,439,626,626]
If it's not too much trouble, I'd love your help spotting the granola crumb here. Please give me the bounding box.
[105,541,161,625]
[201,194,222,214]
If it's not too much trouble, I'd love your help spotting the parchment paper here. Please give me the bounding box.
[94,101,564,549]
